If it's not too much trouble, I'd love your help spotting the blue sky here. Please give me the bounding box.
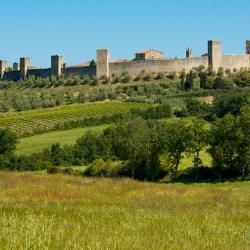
[0,0,249,67]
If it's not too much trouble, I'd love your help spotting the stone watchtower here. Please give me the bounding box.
[51,55,64,77]
[96,49,110,78]
[186,48,192,58]
[13,62,20,71]
[208,40,222,71]
[20,57,30,79]
[0,60,8,79]
[246,41,250,54]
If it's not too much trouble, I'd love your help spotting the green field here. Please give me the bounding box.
[16,117,212,168]
[0,102,146,135]
[0,172,249,249]
[16,125,109,155]
[16,123,212,169]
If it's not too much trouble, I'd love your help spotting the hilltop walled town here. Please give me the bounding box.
[1,40,250,81]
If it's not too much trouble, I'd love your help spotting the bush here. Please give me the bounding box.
[133,74,142,81]
[143,73,154,81]
[213,93,250,117]
[209,108,250,179]
[62,167,75,175]
[155,72,165,80]
[82,75,91,85]
[131,104,171,120]
[0,129,17,155]
[47,166,61,174]
[177,166,217,182]
[84,159,124,177]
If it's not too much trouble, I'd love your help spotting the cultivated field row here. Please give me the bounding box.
[0,102,146,135]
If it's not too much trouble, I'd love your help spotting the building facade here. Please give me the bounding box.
[135,50,165,60]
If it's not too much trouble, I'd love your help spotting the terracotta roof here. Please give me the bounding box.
[136,49,164,54]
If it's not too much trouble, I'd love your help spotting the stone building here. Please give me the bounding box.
[13,62,20,71]
[135,49,165,60]
[1,40,250,81]
[0,60,8,79]
[186,48,192,58]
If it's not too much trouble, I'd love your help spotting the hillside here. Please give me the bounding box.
[0,102,146,135]
[16,125,108,155]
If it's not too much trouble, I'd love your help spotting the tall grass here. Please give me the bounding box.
[0,172,249,249]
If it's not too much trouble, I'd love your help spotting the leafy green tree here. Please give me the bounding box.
[208,112,249,179]
[29,94,42,109]
[54,91,65,106]
[188,118,208,171]
[75,132,111,164]
[75,132,98,163]
[214,77,234,89]
[199,71,207,89]
[82,75,91,85]
[0,129,17,155]
[50,143,64,166]
[217,67,224,77]
[236,106,250,177]
[89,60,96,66]
[0,99,10,112]
[204,76,215,89]
[213,94,249,118]
[188,70,195,89]
[207,66,216,76]
[180,71,186,90]
[77,91,86,103]
[111,117,152,179]
[162,120,191,179]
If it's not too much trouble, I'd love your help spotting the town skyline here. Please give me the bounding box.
[1,0,249,67]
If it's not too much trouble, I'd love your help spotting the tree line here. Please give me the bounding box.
[0,97,249,182]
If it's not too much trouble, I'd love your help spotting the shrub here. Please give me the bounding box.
[213,93,250,117]
[133,74,142,81]
[84,159,124,177]
[155,72,165,80]
[47,166,61,174]
[0,129,17,155]
[121,73,131,83]
[177,166,217,181]
[82,75,91,85]
[143,73,154,81]
[62,167,75,175]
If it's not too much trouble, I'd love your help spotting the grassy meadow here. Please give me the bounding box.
[0,172,249,249]
[16,125,108,155]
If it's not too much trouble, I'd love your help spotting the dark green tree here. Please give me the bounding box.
[209,107,250,179]
[0,129,18,155]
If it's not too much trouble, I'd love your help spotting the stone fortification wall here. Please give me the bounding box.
[3,71,20,81]
[109,56,209,76]
[221,55,250,70]
[1,40,250,81]
[27,68,51,78]
[62,66,96,78]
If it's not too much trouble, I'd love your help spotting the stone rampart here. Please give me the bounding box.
[109,56,208,76]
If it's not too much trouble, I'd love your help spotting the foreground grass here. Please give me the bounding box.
[0,172,249,249]
[16,125,109,155]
